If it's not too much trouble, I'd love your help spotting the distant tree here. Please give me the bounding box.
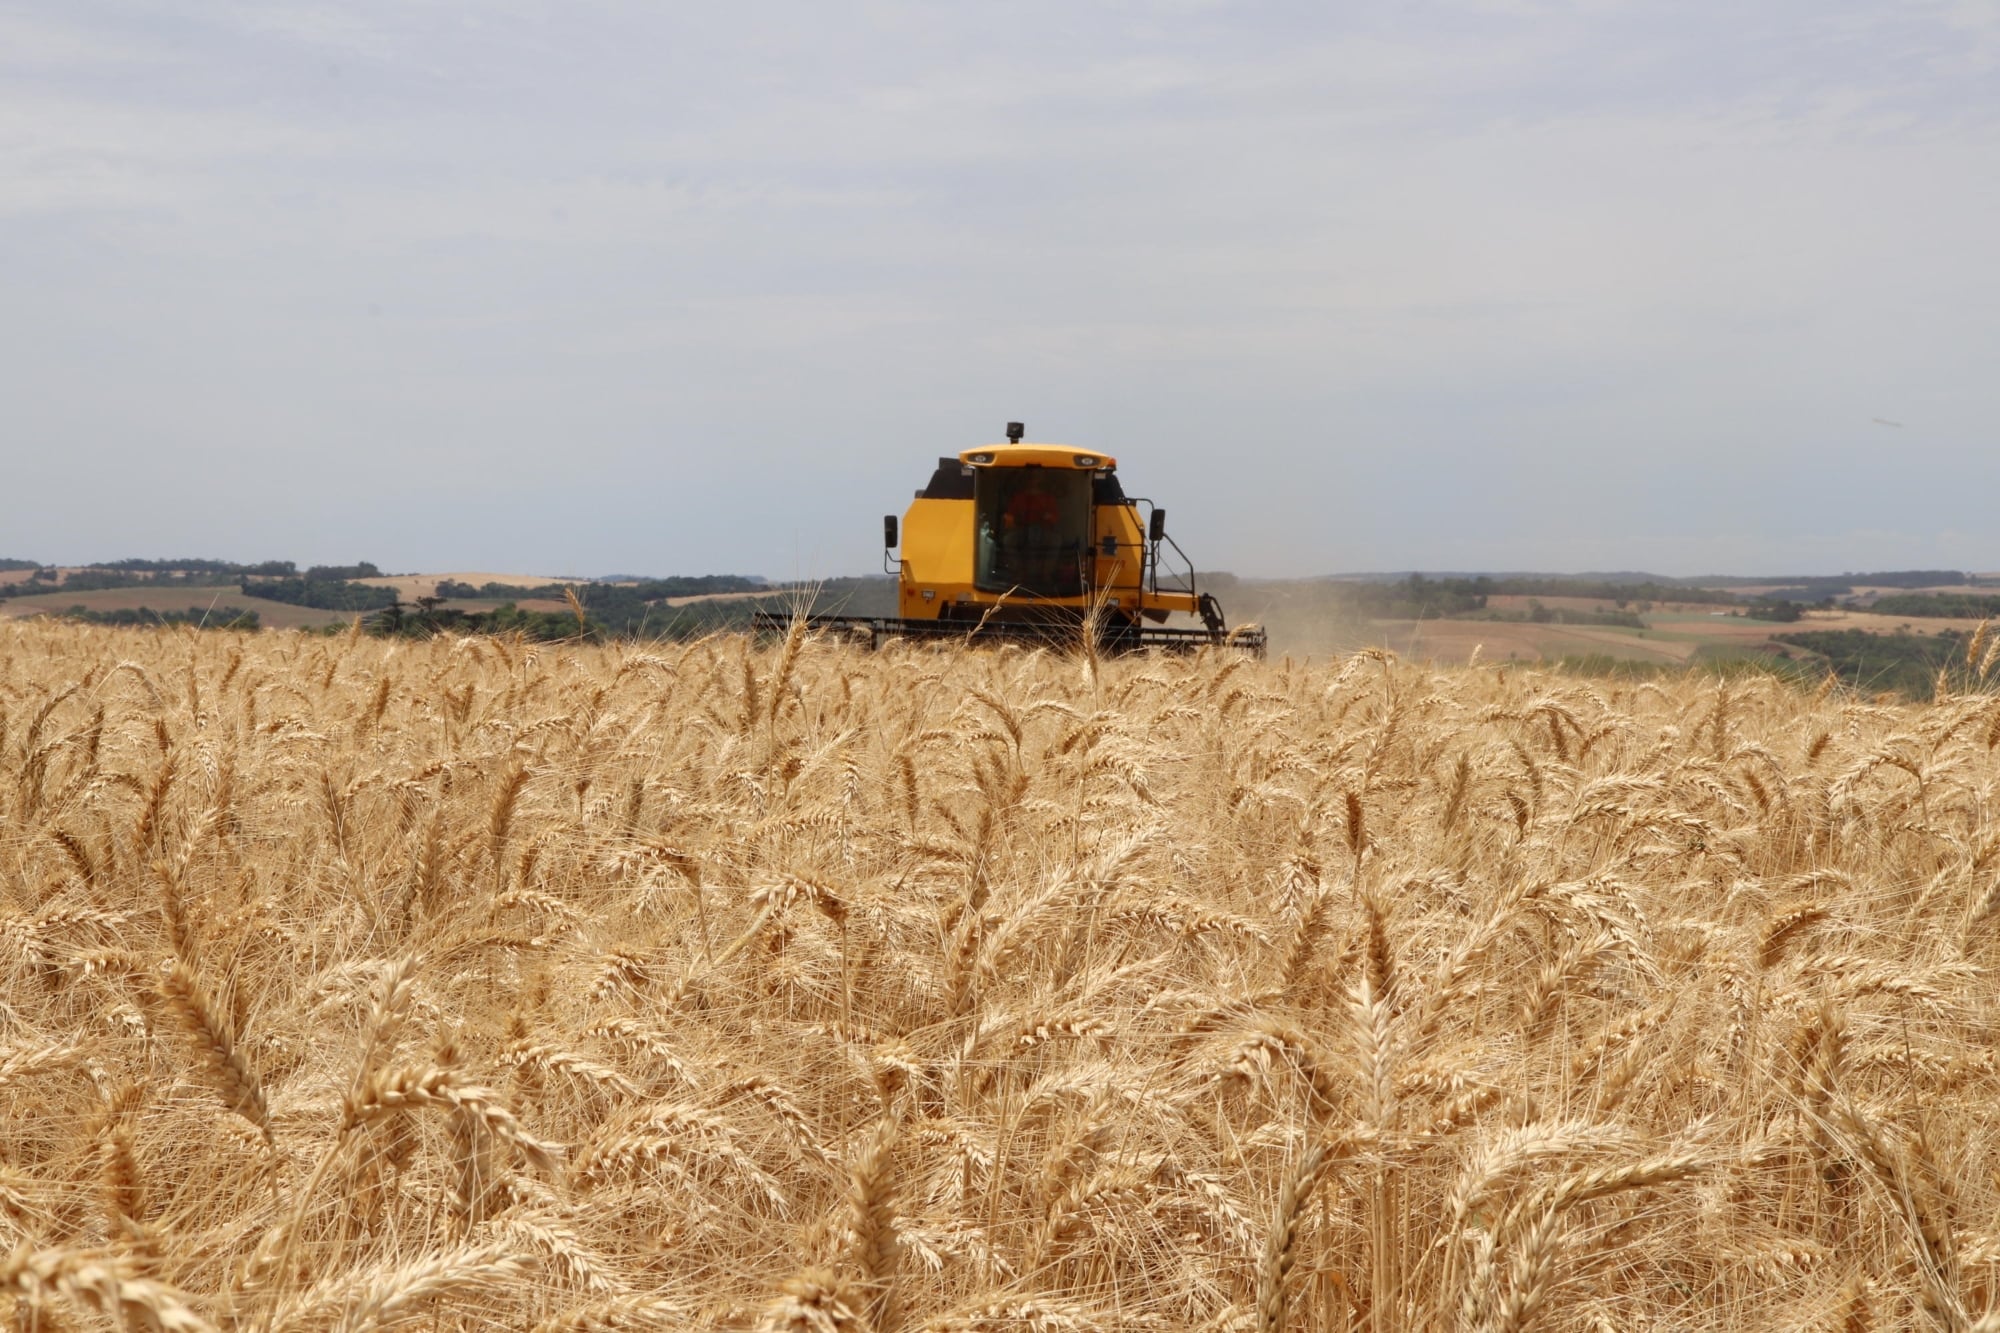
[305,562,382,582]
[302,560,380,580]
[1745,600,1803,622]
[240,578,396,611]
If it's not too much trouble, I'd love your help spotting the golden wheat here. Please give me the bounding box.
[3,618,2000,1330]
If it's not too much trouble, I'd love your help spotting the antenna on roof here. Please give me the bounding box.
[1005,422,1024,443]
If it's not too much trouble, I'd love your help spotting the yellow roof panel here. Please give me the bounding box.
[957,444,1117,469]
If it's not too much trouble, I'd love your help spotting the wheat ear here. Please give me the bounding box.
[343,1065,561,1173]
[1257,1136,1362,1333]
[759,1268,868,1333]
[0,1245,215,1333]
[158,962,271,1146]
[529,1296,686,1332]
[271,1243,531,1333]
[843,1118,900,1331]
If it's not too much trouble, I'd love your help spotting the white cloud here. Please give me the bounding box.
[1,1,1997,575]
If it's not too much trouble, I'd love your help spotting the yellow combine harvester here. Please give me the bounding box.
[762,423,1264,654]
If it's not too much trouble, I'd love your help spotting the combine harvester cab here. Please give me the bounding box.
[763,423,1264,655]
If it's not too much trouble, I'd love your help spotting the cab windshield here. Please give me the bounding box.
[973,467,1090,597]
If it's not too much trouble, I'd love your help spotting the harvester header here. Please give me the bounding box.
[762,424,1264,654]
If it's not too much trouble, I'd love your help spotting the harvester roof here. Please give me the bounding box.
[958,443,1117,470]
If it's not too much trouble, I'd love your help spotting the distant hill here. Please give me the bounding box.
[594,573,770,585]
[1324,570,1680,584]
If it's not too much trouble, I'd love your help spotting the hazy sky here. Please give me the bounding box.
[4,2,1997,578]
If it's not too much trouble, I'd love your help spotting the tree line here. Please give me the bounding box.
[0,559,300,600]
[432,574,766,601]
[1867,592,2000,619]
[52,605,262,630]
[240,579,398,611]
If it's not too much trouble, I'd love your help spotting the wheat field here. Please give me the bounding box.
[4,619,2000,1332]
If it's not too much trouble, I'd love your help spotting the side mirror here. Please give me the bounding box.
[1148,509,1167,542]
[883,515,899,549]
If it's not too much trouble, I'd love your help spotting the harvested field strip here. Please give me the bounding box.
[0,587,341,629]
[1375,618,1692,665]
[2,620,1999,1330]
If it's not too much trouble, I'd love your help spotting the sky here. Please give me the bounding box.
[2,1,1997,579]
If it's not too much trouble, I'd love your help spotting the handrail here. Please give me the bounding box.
[1115,498,1197,602]
[1152,529,1199,597]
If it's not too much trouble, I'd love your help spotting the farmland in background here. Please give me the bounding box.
[1219,573,1998,695]
[4,560,1998,696]
[3,619,2000,1330]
